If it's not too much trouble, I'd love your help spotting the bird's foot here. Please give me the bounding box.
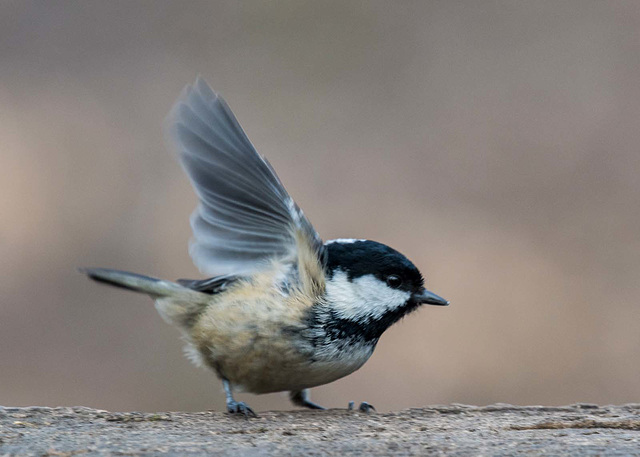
[300,399,326,410]
[226,400,257,418]
[348,401,376,413]
[289,389,327,410]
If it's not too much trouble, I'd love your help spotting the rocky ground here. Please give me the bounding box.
[1,404,640,456]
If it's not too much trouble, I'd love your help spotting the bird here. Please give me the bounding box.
[82,77,449,417]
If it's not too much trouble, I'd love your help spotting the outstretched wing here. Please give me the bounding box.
[166,77,324,279]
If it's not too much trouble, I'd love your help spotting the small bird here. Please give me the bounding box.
[82,78,449,416]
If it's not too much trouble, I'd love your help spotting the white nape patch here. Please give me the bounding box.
[325,270,411,321]
[325,238,366,245]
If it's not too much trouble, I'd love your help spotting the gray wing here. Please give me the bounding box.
[176,274,238,295]
[166,77,323,276]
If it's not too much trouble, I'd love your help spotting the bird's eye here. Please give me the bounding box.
[386,275,403,289]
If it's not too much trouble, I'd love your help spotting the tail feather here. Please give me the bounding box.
[80,268,192,298]
[81,267,211,330]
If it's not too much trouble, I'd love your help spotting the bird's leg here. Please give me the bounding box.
[289,389,326,410]
[223,379,256,418]
[348,401,376,413]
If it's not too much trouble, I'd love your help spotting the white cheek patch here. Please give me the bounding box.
[326,271,411,321]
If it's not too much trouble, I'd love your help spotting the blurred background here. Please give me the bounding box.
[1,1,639,413]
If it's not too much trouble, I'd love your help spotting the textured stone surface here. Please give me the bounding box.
[1,404,640,456]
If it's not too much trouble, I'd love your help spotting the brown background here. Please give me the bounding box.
[1,1,639,413]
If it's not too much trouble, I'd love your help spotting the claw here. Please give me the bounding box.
[227,401,257,418]
[358,402,376,413]
[347,401,376,413]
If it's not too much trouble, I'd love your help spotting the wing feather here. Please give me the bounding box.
[166,77,324,278]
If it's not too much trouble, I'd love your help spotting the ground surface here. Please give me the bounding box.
[1,404,640,456]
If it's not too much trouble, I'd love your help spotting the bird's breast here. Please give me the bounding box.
[183,280,375,393]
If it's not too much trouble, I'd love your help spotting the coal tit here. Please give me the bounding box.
[82,78,449,416]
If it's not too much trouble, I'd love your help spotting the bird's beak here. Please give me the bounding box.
[414,288,449,306]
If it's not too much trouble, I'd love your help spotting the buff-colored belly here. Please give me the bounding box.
[186,287,371,393]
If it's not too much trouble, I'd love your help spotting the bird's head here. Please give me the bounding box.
[320,239,448,341]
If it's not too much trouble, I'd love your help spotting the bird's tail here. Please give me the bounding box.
[80,267,197,299]
[80,267,209,329]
